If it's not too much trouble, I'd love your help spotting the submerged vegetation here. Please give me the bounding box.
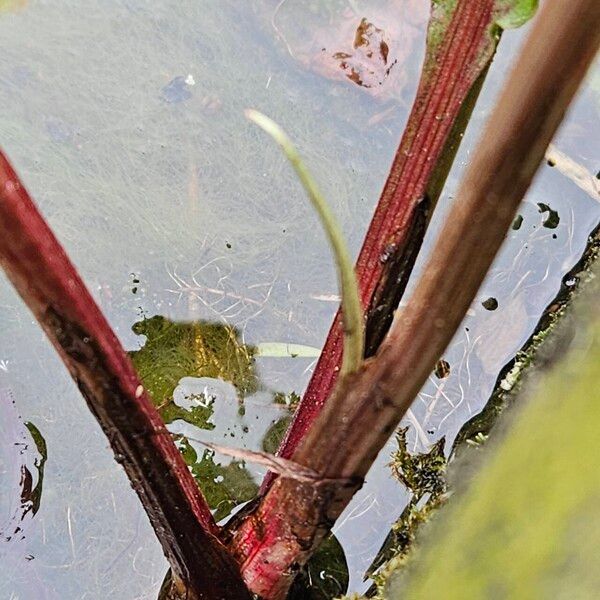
[246,109,364,376]
[130,315,258,407]
[129,315,261,520]
[365,429,448,589]
[0,391,47,547]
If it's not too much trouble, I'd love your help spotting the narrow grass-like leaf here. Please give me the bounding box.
[245,109,363,375]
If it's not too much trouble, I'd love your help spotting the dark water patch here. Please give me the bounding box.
[289,533,349,600]
[0,390,46,551]
[537,202,560,229]
[482,297,498,311]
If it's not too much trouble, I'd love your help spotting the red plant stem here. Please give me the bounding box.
[231,0,600,596]
[264,0,499,490]
[0,152,250,600]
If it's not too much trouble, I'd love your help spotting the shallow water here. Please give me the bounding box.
[0,1,598,597]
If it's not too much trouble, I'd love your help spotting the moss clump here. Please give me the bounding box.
[366,429,447,588]
[382,263,600,598]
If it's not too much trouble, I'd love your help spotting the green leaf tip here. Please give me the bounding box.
[494,0,538,29]
[245,109,291,151]
[246,109,364,375]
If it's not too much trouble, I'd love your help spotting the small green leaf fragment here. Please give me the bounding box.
[494,0,538,29]
[255,342,321,358]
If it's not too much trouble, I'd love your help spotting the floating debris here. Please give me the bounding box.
[511,214,524,230]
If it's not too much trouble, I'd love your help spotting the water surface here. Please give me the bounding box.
[0,1,598,597]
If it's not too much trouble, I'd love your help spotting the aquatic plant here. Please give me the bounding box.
[0,1,598,599]
[263,0,541,489]
[245,109,364,376]
[224,3,600,596]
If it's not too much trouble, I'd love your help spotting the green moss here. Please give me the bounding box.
[383,264,600,598]
[366,429,447,585]
[389,429,446,499]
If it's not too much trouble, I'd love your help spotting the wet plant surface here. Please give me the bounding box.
[0,1,598,597]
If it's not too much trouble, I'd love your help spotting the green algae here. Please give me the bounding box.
[261,415,293,454]
[176,437,257,522]
[130,314,258,410]
[129,314,259,519]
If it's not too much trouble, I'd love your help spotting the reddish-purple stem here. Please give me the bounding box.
[231,0,600,596]
[0,152,250,600]
[264,0,499,490]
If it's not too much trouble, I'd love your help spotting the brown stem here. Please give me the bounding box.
[264,0,500,488]
[231,0,600,596]
[0,152,251,600]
